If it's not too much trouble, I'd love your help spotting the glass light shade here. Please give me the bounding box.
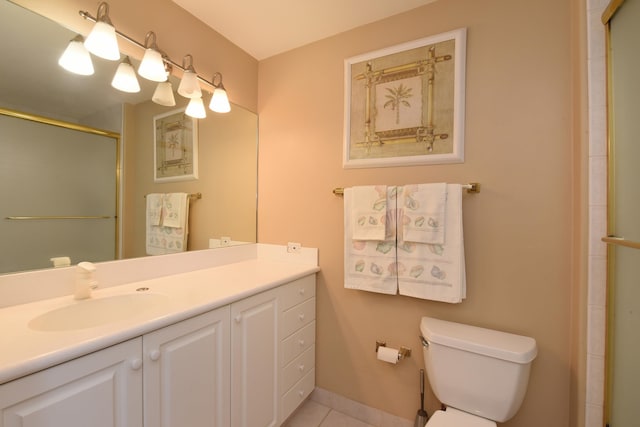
[138,48,167,82]
[111,58,140,93]
[152,82,176,106]
[185,96,206,119]
[84,21,120,61]
[58,37,94,75]
[209,87,231,113]
[178,70,202,98]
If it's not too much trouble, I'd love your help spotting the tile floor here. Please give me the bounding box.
[282,388,414,427]
[283,399,376,427]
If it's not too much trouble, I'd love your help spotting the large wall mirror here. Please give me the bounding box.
[0,0,258,275]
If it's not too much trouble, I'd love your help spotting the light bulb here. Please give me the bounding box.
[58,35,94,75]
[111,57,140,93]
[186,96,206,118]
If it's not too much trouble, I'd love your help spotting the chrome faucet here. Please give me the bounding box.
[74,262,98,300]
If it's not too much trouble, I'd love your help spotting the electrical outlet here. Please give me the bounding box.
[220,236,231,246]
[287,242,302,253]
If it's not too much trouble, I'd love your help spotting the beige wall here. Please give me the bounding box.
[258,0,581,426]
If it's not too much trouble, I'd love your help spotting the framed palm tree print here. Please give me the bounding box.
[343,28,466,168]
[153,108,199,182]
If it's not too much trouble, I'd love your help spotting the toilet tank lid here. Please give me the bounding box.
[420,317,537,364]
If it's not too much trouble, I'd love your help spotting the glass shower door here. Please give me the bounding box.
[603,0,640,425]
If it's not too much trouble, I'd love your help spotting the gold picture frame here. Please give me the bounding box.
[153,108,199,182]
[343,28,466,168]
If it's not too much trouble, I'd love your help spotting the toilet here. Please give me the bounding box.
[419,317,537,426]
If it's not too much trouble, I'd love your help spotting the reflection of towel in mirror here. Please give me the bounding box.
[146,193,163,226]
[397,184,465,303]
[146,193,190,255]
[162,193,189,228]
[344,186,398,295]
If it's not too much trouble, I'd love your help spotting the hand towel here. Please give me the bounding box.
[344,186,399,295]
[146,193,190,255]
[402,183,447,244]
[350,185,388,240]
[146,193,163,226]
[161,193,189,228]
[397,184,465,303]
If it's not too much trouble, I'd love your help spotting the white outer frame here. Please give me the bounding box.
[343,28,466,168]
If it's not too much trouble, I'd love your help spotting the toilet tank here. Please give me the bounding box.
[420,317,537,423]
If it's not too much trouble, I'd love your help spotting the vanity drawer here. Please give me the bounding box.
[281,321,315,367]
[281,298,315,339]
[281,368,315,422]
[281,345,315,393]
[279,276,315,312]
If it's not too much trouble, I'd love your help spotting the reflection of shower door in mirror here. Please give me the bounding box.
[0,109,118,274]
[603,0,640,425]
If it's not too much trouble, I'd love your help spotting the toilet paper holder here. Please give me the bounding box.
[376,341,412,360]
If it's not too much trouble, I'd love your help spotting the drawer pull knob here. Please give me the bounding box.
[298,314,305,321]
[298,288,305,295]
[235,315,242,323]
[298,364,305,372]
[130,358,142,370]
[149,350,161,361]
[298,390,305,397]
[298,339,305,346]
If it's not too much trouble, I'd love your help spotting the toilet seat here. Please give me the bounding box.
[425,408,496,427]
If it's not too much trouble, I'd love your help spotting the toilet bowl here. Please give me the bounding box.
[420,317,537,426]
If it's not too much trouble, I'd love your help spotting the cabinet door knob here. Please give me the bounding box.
[235,315,242,323]
[298,313,305,322]
[130,358,142,370]
[149,349,161,361]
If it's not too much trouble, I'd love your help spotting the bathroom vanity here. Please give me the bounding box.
[0,244,318,427]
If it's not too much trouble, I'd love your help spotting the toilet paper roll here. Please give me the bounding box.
[377,346,399,364]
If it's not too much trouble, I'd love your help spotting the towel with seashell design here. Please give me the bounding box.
[397,184,466,303]
[344,186,399,294]
[343,184,466,303]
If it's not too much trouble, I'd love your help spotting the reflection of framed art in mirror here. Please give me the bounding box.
[343,28,466,168]
[153,108,199,182]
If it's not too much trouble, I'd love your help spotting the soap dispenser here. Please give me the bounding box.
[74,262,98,300]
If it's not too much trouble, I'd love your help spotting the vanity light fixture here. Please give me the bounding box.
[185,96,207,119]
[111,56,140,93]
[83,2,120,61]
[138,31,167,82]
[77,5,232,116]
[177,54,202,99]
[58,35,94,75]
[209,72,231,113]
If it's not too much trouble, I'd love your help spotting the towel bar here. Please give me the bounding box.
[332,183,480,196]
[144,192,202,199]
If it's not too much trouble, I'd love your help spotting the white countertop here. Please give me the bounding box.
[0,248,319,385]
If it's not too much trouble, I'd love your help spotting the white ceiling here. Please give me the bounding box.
[171,0,439,60]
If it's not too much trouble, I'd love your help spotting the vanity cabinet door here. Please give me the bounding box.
[231,287,279,427]
[143,306,230,427]
[0,338,143,427]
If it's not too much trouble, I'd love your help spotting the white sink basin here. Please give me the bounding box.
[29,292,169,332]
